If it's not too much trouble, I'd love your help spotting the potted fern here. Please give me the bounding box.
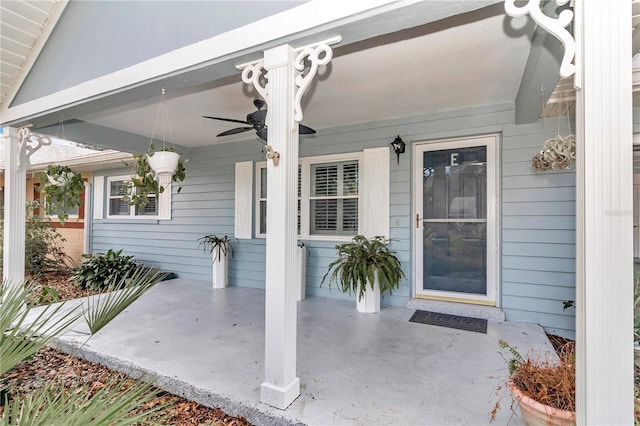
[321,235,404,313]
[197,235,237,289]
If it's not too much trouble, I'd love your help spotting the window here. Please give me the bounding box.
[256,153,360,239]
[106,176,158,218]
[309,160,358,236]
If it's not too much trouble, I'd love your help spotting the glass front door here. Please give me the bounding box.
[415,136,497,304]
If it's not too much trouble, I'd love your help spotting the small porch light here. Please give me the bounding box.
[390,135,406,165]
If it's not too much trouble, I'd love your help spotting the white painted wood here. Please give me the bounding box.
[361,147,390,238]
[413,135,498,305]
[212,248,228,289]
[356,275,381,314]
[93,176,104,219]
[2,127,26,286]
[2,0,410,123]
[234,161,253,239]
[157,174,171,220]
[259,44,300,410]
[296,245,307,301]
[83,181,91,254]
[574,1,634,423]
[635,184,640,258]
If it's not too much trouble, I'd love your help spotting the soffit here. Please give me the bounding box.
[0,0,67,109]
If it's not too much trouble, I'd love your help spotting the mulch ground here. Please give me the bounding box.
[2,271,253,425]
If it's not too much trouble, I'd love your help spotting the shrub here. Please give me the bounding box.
[72,249,141,291]
[0,201,71,277]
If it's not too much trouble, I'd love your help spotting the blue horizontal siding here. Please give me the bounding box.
[91,103,576,335]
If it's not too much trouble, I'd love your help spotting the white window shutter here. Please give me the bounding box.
[361,147,390,238]
[235,161,253,239]
[157,174,171,220]
[93,176,104,219]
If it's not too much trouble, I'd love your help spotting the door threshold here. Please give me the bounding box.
[406,298,505,322]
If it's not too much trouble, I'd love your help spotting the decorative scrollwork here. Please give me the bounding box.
[265,145,280,166]
[240,60,269,105]
[17,126,52,169]
[293,42,334,122]
[505,0,575,78]
[532,134,576,170]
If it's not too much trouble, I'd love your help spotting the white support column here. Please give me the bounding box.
[3,127,26,286]
[259,44,300,410]
[574,1,633,423]
[238,37,338,410]
[83,180,91,255]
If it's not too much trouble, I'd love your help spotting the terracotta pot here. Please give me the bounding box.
[508,381,575,426]
[147,151,179,176]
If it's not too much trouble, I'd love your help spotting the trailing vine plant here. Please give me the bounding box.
[38,165,85,225]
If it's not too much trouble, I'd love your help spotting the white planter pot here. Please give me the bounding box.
[295,245,307,301]
[356,274,380,314]
[147,151,180,176]
[212,247,228,289]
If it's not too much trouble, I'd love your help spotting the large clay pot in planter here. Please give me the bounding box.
[509,381,575,426]
[147,150,180,176]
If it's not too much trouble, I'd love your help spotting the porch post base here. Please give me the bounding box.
[260,377,300,410]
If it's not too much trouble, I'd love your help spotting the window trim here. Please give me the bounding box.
[255,152,362,241]
[105,174,170,220]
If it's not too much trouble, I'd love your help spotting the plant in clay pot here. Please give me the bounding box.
[495,339,575,426]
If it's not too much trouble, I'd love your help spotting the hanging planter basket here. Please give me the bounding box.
[146,150,180,176]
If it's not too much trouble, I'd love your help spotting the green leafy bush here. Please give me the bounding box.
[0,201,72,277]
[72,249,141,291]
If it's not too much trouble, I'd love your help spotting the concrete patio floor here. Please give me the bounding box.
[46,278,555,425]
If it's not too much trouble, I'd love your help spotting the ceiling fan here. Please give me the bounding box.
[203,99,316,142]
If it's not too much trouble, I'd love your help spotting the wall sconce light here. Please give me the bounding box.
[390,135,406,165]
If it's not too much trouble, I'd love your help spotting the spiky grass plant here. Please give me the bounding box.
[83,267,167,334]
[1,280,82,375]
[1,377,165,426]
[321,235,405,301]
[1,271,168,425]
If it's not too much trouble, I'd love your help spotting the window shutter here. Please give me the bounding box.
[235,161,253,239]
[157,174,171,220]
[93,176,104,220]
[361,147,389,238]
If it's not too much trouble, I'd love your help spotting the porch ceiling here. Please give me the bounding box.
[61,3,534,150]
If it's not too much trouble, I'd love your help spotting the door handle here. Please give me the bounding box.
[416,214,422,228]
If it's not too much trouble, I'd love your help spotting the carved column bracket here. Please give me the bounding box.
[17,126,52,169]
[505,0,575,79]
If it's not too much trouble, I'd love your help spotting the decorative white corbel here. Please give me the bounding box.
[293,36,341,122]
[239,60,269,104]
[16,126,52,169]
[505,0,575,78]
[237,36,341,124]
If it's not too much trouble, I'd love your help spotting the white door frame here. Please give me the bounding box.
[413,134,499,305]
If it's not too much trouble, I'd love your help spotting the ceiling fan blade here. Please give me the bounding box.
[256,127,268,142]
[203,116,251,125]
[217,127,253,137]
[299,124,316,135]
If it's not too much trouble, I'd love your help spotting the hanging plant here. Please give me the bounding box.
[532,134,576,170]
[122,87,187,209]
[38,165,85,225]
[121,145,187,209]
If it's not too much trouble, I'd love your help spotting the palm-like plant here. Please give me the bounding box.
[1,269,168,425]
[321,235,405,301]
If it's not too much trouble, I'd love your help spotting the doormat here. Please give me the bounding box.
[409,310,487,334]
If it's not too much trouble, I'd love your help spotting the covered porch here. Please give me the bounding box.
[49,277,552,425]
